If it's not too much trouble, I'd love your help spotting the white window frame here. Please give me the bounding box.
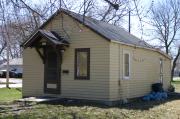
[123,50,131,80]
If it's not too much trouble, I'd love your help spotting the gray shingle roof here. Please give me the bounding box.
[61,9,153,48]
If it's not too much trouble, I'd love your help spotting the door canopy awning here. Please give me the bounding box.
[22,29,69,48]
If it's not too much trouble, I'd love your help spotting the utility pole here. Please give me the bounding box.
[59,0,62,9]
[128,10,131,33]
[83,0,86,23]
[50,0,53,14]
[6,41,10,88]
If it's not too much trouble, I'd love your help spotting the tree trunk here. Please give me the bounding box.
[171,47,180,81]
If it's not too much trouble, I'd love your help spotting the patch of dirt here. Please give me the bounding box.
[0,102,34,116]
[0,94,180,119]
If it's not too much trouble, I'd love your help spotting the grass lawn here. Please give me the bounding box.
[0,88,22,103]
[172,77,180,92]
[0,84,179,119]
[172,81,180,92]
[0,96,180,119]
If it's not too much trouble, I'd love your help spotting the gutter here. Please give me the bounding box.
[111,40,172,60]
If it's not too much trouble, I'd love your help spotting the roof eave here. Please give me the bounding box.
[22,30,69,49]
[110,40,172,60]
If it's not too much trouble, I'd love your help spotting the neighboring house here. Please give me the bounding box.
[0,58,23,74]
[174,56,180,77]
[21,9,171,105]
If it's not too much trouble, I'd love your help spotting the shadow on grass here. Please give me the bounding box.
[15,88,22,92]
[171,81,180,83]
[120,94,180,110]
[40,93,180,111]
[0,94,179,119]
[0,92,179,117]
[0,103,32,116]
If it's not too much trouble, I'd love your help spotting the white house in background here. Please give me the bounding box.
[174,56,180,77]
[0,58,23,74]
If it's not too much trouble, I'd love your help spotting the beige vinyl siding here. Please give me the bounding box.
[23,13,110,100]
[109,42,171,101]
[46,13,110,100]
[22,48,44,97]
[109,43,121,100]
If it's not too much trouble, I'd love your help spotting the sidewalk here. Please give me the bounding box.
[0,78,22,88]
[0,84,22,88]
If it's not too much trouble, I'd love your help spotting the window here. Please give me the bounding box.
[75,48,90,80]
[123,51,130,79]
[160,59,163,84]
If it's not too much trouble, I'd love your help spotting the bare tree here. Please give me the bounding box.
[0,0,146,58]
[98,0,130,25]
[149,0,180,81]
[0,0,52,87]
[0,0,11,88]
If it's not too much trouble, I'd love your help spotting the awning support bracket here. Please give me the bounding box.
[35,47,45,64]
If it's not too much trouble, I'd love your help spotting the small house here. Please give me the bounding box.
[21,9,171,105]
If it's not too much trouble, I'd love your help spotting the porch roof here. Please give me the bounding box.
[23,30,69,48]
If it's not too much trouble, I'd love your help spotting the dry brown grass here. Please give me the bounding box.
[0,84,179,119]
[0,94,180,119]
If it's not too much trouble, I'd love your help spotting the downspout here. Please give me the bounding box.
[118,44,121,100]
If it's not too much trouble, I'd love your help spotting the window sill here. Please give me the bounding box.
[123,77,130,80]
[74,77,90,80]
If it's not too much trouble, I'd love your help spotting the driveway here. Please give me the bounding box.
[0,78,22,88]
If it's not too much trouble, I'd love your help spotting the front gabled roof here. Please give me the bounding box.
[62,9,152,48]
[22,8,171,59]
[23,30,69,48]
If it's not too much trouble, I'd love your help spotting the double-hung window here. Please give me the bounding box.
[75,48,90,80]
